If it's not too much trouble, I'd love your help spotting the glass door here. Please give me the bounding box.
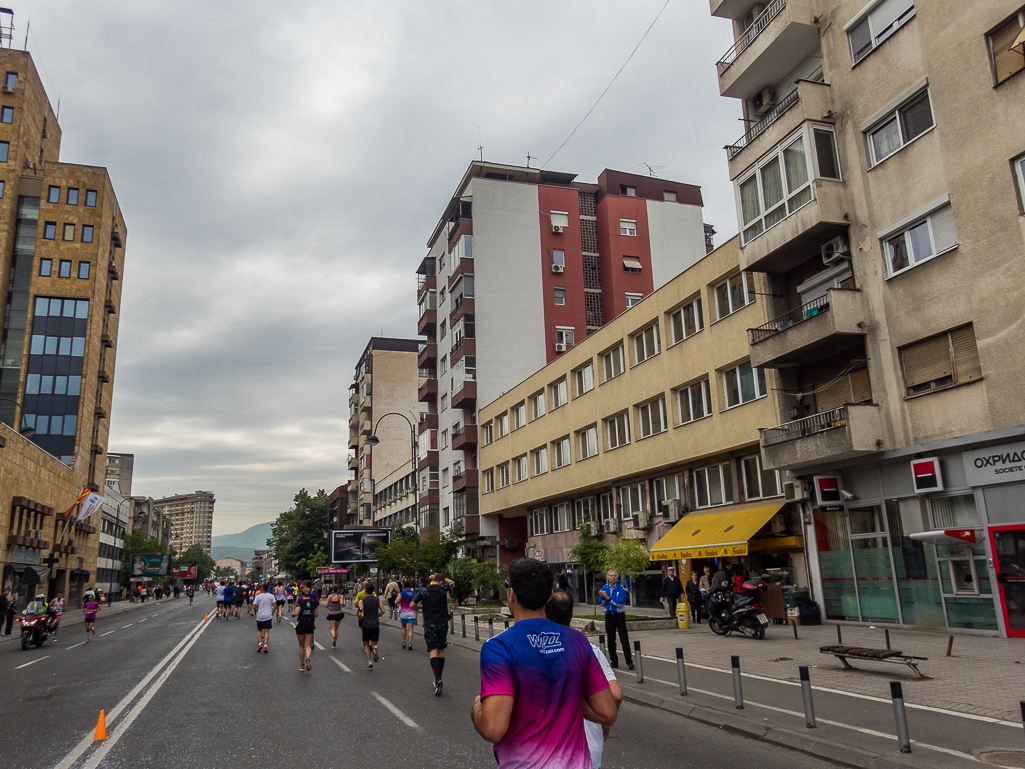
[990,526,1025,637]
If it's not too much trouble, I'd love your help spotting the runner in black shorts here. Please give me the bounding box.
[292,585,318,672]
[358,584,385,670]
[233,584,245,618]
[411,574,454,696]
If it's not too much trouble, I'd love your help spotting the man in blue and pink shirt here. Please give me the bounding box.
[472,558,617,769]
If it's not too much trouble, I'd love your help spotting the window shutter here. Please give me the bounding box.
[850,367,872,403]
[951,325,982,383]
[929,204,958,253]
[902,334,953,388]
[871,0,914,36]
[815,376,850,412]
[991,15,1025,83]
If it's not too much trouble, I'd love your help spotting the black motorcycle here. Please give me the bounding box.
[17,608,53,650]
[707,579,770,639]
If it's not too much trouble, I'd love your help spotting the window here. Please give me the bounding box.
[85,189,97,207]
[481,422,493,445]
[440,429,449,449]
[574,363,594,396]
[847,0,916,64]
[512,402,526,430]
[620,219,637,236]
[42,221,57,240]
[4,72,16,89]
[439,320,446,340]
[550,378,568,410]
[573,498,593,529]
[67,188,79,206]
[77,262,90,280]
[989,10,1025,85]
[58,260,72,278]
[669,296,703,343]
[39,259,52,277]
[632,322,661,364]
[483,469,494,493]
[515,455,529,483]
[440,394,448,412]
[62,223,75,241]
[531,508,549,536]
[867,90,934,167]
[553,287,566,306]
[882,200,958,277]
[623,256,643,273]
[47,186,61,204]
[676,379,711,424]
[82,225,94,243]
[553,436,571,469]
[625,293,642,308]
[602,345,625,381]
[599,492,615,522]
[441,468,449,487]
[691,463,733,509]
[653,475,682,513]
[715,272,755,320]
[740,455,780,500]
[497,463,511,489]
[620,185,636,196]
[1016,155,1025,212]
[620,483,645,519]
[605,412,630,450]
[723,361,767,408]
[578,425,599,459]
[495,413,509,438]
[532,446,548,476]
[529,391,545,420]
[551,503,571,533]
[553,249,565,267]
[551,210,570,229]
[555,327,575,347]
[0,142,9,162]
[0,106,12,123]
[637,396,667,438]
[901,325,982,396]
[0,180,4,197]
[663,191,677,202]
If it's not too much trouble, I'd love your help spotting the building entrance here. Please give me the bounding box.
[991,526,1025,637]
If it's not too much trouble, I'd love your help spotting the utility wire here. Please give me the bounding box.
[542,0,672,170]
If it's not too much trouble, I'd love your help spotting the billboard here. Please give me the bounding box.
[171,565,198,579]
[331,529,391,563]
[131,553,170,577]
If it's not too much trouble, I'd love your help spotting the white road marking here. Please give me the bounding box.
[100,631,115,637]
[314,642,325,650]
[645,654,1020,727]
[138,618,148,623]
[122,624,133,628]
[372,692,422,730]
[14,655,50,669]
[641,676,980,762]
[65,642,86,650]
[330,657,352,673]
[53,616,211,769]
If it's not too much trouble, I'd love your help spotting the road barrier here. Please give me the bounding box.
[890,681,912,753]
[461,614,466,638]
[799,665,816,728]
[488,618,494,639]
[634,641,644,684]
[474,616,480,641]
[598,634,606,659]
[676,647,687,696]
[731,655,744,709]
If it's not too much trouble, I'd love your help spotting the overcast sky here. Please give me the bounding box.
[20,1,740,535]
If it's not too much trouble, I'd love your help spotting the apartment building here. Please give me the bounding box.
[328,484,349,530]
[105,452,134,497]
[130,495,171,544]
[0,49,128,607]
[710,0,1025,634]
[417,161,708,541]
[154,491,215,555]
[479,239,809,610]
[346,337,419,528]
[98,485,129,598]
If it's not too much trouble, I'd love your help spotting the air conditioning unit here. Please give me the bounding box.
[770,513,787,535]
[552,225,564,234]
[821,235,850,265]
[551,264,565,274]
[1,85,14,93]
[554,343,567,353]
[661,499,681,522]
[633,511,651,530]
[783,479,811,502]
[604,518,619,534]
[752,86,775,116]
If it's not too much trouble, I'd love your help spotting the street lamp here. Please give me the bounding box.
[366,412,419,581]
[0,397,36,437]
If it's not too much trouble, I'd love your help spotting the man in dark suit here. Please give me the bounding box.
[660,566,684,618]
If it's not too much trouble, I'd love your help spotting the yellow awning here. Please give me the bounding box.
[650,500,786,560]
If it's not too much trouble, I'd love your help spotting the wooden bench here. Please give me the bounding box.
[819,645,928,679]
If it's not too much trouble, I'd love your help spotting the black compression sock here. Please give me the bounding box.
[430,657,441,678]
[438,657,445,677]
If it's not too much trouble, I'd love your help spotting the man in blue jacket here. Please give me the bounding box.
[598,570,633,670]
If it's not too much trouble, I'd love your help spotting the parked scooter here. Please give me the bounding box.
[17,594,53,650]
[707,579,770,639]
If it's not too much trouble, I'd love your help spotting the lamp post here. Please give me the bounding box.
[366,412,419,582]
[0,397,36,437]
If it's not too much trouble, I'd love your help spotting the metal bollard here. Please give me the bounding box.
[634,641,644,684]
[732,655,744,709]
[884,628,891,650]
[799,666,816,728]
[676,648,687,696]
[504,619,509,630]
[599,634,606,659]
[474,616,480,641]
[488,618,494,639]
[462,614,467,638]
[1020,701,1025,747]
[890,681,912,753]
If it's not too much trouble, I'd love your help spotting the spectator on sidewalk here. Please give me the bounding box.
[660,566,683,618]
[685,571,702,624]
[698,566,713,616]
[1,588,13,635]
[598,570,633,671]
[556,568,570,591]
[712,560,732,592]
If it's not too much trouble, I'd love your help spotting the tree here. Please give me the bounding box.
[472,560,508,605]
[447,557,476,605]
[600,538,650,583]
[375,539,416,577]
[569,523,610,608]
[267,488,331,580]
[179,544,215,584]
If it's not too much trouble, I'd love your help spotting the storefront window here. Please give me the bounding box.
[886,498,944,626]
[814,509,859,620]
[930,495,996,630]
[930,495,979,528]
[851,532,899,623]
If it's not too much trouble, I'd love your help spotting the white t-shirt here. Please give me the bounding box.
[253,592,276,622]
[215,585,225,601]
[585,643,617,769]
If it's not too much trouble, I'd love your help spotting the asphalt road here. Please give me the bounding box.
[1,596,840,769]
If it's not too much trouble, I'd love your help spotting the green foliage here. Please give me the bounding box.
[569,523,609,573]
[179,544,215,583]
[295,543,328,578]
[375,538,416,576]
[447,557,476,605]
[472,560,508,604]
[267,488,331,580]
[600,537,649,579]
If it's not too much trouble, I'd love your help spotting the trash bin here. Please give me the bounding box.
[677,599,689,629]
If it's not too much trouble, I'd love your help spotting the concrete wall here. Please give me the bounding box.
[646,197,708,289]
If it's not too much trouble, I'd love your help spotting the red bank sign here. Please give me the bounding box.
[911,457,944,494]
[171,565,198,579]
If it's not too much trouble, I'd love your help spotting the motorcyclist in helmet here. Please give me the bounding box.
[25,594,47,616]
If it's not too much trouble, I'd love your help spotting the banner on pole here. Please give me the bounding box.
[77,492,105,522]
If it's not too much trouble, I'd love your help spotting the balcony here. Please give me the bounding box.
[453,468,479,492]
[418,342,437,369]
[360,396,372,415]
[348,431,359,450]
[417,450,439,472]
[419,488,439,505]
[418,413,438,434]
[417,273,436,302]
[450,295,474,324]
[452,380,477,410]
[359,420,372,436]
[418,376,438,403]
[760,404,883,471]
[452,423,478,451]
[450,337,475,365]
[716,0,820,100]
[462,514,481,536]
[740,181,849,274]
[749,288,865,368]
[447,257,473,290]
[417,308,437,336]
[348,454,359,471]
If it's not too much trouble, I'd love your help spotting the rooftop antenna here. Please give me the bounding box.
[642,162,666,177]
[0,8,15,49]
[477,127,483,162]
[526,152,534,168]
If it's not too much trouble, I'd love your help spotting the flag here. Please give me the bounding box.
[77,492,105,522]
[63,488,92,519]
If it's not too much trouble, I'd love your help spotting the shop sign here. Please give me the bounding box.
[814,476,843,512]
[533,549,545,561]
[911,457,944,494]
[963,444,1025,487]
[171,565,197,579]
[11,546,39,565]
[131,553,169,577]
[652,544,747,561]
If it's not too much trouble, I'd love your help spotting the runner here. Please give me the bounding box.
[358,583,384,669]
[83,592,101,642]
[274,582,286,623]
[253,582,275,653]
[286,583,296,614]
[215,580,226,617]
[48,591,65,641]
[233,583,245,618]
[383,576,400,620]
[397,579,417,650]
[222,582,235,620]
[355,581,368,650]
[187,584,195,605]
[247,584,256,616]
[410,573,454,695]
[325,584,345,648]
[292,585,318,671]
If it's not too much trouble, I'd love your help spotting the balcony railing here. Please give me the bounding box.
[749,293,830,345]
[760,406,847,447]
[726,87,800,160]
[717,0,786,75]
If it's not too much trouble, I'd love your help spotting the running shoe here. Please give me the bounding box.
[263,646,269,653]
[298,666,305,672]
[372,647,379,662]
[332,639,336,649]
[257,643,263,653]
[434,678,443,697]
[402,642,406,649]
[305,657,312,672]
[367,661,373,670]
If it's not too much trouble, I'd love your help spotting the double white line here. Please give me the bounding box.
[54,615,214,769]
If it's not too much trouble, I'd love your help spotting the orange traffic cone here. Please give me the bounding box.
[204,614,208,621]
[93,710,107,741]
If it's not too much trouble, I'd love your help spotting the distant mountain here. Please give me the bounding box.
[211,522,274,551]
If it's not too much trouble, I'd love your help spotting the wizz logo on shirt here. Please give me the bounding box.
[526,632,564,655]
